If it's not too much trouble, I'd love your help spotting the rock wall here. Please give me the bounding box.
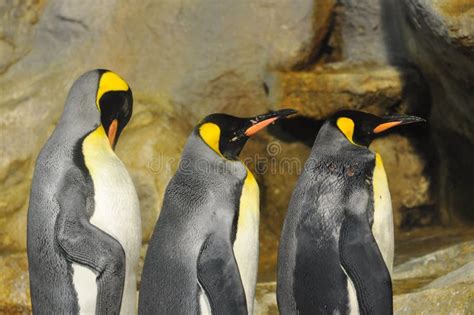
[396,0,474,224]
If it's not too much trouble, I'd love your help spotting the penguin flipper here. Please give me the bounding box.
[339,210,393,315]
[197,234,248,315]
[55,170,126,314]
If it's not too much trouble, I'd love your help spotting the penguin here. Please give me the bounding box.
[277,110,425,315]
[27,69,141,315]
[138,109,296,315]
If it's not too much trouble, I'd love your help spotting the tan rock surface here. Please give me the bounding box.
[394,282,474,315]
[0,253,30,314]
[268,63,427,120]
[254,282,278,315]
[398,0,474,224]
[395,260,474,315]
[422,261,474,290]
[393,241,474,281]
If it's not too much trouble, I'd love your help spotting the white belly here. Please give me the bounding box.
[199,281,212,315]
[233,172,260,314]
[341,265,360,315]
[371,153,394,273]
[76,127,141,315]
[72,264,97,315]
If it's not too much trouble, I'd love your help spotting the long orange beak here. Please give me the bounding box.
[373,115,425,134]
[108,119,118,148]
[245,117,279,136]
[244,109,297,137]
[373,121,402,133]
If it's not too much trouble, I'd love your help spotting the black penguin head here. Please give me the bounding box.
[196,109,297,160]
[331,110,425,147]
[95,69,133,149]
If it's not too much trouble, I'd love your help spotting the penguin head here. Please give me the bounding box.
[332,110,425,147]
[61,69,132,149]
[196,109,297,160]
[95,70,133,149]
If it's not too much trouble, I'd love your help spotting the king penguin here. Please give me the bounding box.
[277,110,425,315]
[27,69,141,314]
[138,109,296,315]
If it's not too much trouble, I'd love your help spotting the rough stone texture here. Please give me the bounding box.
[393,227,474,295]
[396,0,474,224]
[0,253,30,314]
[394,227,474,266]
[337,0,392,63]
[268,62,428,120]
[394,282,474,314]
[290,0,336,69]
[393,241,474,281]
[254,282,278,315]
[423,261,474,290]
[0,0,46,75]
[395,260,474,315]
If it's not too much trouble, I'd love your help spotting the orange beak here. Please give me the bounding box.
[244,109,297,137]
[373,115,425,134]
[108,119,118,148]
[373,121,402,133]
[245,117,279,136]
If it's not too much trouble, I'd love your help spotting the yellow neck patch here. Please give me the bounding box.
[336,117,356,144]
[82,126,114,175]
[237,168,260,227]
[245,167,257,185]
[96,71,129,110]
[375,152,384,168]
[199,122,222,156]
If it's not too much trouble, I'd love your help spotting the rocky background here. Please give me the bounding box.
[0,0,473,313]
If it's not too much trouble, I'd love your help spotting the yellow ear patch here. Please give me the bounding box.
[199,122,222,156]
[336,117,355,144]
[96,71,129,109]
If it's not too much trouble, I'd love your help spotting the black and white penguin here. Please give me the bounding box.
[277,110,425,315]
[138,109,296,314]
[27,69,141,314]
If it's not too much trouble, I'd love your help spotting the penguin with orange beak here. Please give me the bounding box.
[27,70,140,314]
[139,109,296,314]
[277,110,425,315]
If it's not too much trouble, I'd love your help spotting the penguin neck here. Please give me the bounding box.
[181,133,247,180]
[54,109,100,149]
[314,121,378,163]
[313,121,359,154]
[82,126,117,167]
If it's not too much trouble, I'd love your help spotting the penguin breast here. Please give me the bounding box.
[371,153,394,273]
[233,172,260,313]
[81,128,141,314]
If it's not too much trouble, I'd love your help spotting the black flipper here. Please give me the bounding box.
[55,170,126,315]
[197,234,248,315]
[339,210,393,315]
